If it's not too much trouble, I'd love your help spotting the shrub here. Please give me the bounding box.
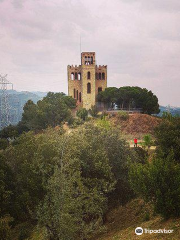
[76,108,88,120]
[117,111,129,121]
[89,105,98,117]
[0,139,8,150]
[142,134,153,150]
[130,147,148,164]
[0,215,13,240]
[69,118,84,128]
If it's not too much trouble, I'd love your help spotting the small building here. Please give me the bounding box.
[67,52,107,110]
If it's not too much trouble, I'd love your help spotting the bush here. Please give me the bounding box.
[130,147,148,164]
[76,108,88,120]
[69,118,84,128]
[0,215,13,240]
[0,139,8,150]
[117,111,129,121]
[142,134,153,150]
[89,105,98,117]
[129,153,180,218]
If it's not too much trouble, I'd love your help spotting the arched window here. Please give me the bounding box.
[75,72,78,80]
[71,73,74,80]
[87,83,91,94]
[96,73,99,80]
[76,90,78,100]
[87,71,91,80]
[99,73,101,80]
[98,87,102,93]
[79,92,81,102]
[74,88,76,98]
[78,73,81,80]
[102,72,105,80]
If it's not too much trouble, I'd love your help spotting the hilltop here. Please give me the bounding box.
[110,113,161,139]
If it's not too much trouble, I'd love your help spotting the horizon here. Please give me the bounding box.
[0,0,180,106]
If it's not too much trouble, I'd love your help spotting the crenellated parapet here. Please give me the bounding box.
[96,65,107,69]
[67,65,81,70]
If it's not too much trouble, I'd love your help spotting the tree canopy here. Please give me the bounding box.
[97,86,160,114]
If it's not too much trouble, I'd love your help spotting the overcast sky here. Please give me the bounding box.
[0,0,180,106]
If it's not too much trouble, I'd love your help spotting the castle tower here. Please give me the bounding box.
[67,52,107,110]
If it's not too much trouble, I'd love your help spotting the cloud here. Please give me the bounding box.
[0,0,180,106]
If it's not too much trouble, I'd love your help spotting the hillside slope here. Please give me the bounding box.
[111,113,161,138]
[93,199,180,240]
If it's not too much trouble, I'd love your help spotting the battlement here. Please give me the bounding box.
[68,65,81,70]
[96,65,107,69]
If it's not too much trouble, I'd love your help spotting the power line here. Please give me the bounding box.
[0,74,13,129]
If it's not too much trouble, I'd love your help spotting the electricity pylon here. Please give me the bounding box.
[0,74,13,129]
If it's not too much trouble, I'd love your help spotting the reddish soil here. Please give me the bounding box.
[111,113,162,136]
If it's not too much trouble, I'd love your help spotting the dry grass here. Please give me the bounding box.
[92,199,180,240]
[110,113,161,139]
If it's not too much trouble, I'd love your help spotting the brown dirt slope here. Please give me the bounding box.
[112,113,161,137]
[92,199,180,240]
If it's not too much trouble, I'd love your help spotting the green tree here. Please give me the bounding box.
[98,86,160,114]
[0,154,15,217]
[97,87,119,108]
[155,117,180,162]
[21,92,76,130]
[142,134,153,151]
[0,125,18,140]
[129,153,180,218]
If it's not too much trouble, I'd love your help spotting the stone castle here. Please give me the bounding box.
[67,52,107,109]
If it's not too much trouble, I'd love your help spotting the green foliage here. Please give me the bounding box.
[116,111,129,121]
[21,92,76,130]
[96,118,111,130]
[0,215,13,240]
[142,134,153,150]
[98,86,160,114]
[0,92,76,141]
[18,222,34,240]
[130,147,148,164]
[1,122,134,239]
[37,124,117,239]
[0,154,15,217]
[89,105,98,117]
[0,139,8,150]
[162,112,173,121]
[155,117,180,162]
[76,108,88,120]
[97,87,119,108]
[0,125,18,139]
[68,117,84,128]
[129,153,180,218]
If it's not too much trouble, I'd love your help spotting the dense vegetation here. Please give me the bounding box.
[0,92,76,146]
[97,86,160,114]
[129,115,180,218]
[0,90,179,239]
[0,123,138,240]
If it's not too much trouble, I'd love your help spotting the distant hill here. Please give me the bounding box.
[159,105,180,116]
[0,90,47,128]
